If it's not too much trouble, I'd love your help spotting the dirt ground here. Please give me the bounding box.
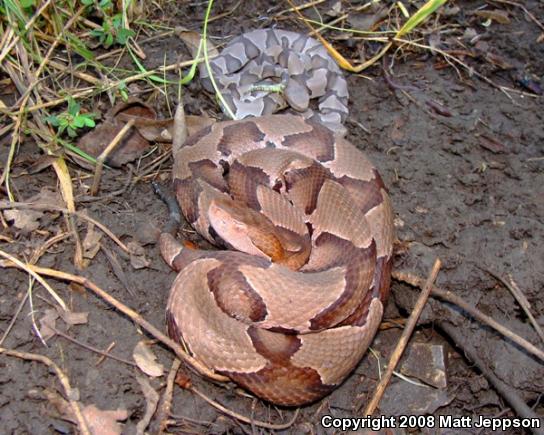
[1,0,543,434]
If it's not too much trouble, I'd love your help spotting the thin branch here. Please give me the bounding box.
[393,270,544,362]
[0,260,228,383]
[362,259,441,415]
[0,347,90,435]
[191,387,300,430]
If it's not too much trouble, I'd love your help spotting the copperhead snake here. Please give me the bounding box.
[199,28,349,136]
[160,111,395,405]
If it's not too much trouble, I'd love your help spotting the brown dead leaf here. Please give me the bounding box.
[28,187,64,208]
[39,307,88,340]
[26,155,58,174]
[39,309,59,341]
[175,370,192,389]
[478,134,508,154]
[101,245,134,296]
[82,404,129,435]
[390,116,406,144]
[127,240,150,270]
[473,9,510,24]
[133,341,164,377]
[186,114,216,136]
[3,209,42,232]
[77,99,156,168]
[347,4,388,32]
[44,388,127,435]
[5,188,66,231]
[83,223,102,260]
[119,113,215,143]
[59,308,89,326]
[77,120,149,168]
[176,27,219,58]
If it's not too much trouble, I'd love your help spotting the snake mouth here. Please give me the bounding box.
[208,198,272,260]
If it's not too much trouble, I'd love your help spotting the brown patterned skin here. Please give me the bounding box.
[162,114,394,406]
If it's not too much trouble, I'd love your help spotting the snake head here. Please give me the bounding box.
[208,197,284,262]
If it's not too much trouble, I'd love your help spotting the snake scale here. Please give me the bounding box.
[160,28,394,406]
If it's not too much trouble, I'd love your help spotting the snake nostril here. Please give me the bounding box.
[219,159,230,176]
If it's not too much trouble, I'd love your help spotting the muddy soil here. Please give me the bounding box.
[1,0,543,434]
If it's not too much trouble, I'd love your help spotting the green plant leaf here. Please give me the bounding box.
[396,0,448,38]
[46,115,60,126]
[67,99,80,116]
[105,33,114,48]
[83,117,96,128]
[67,126,77,138]
[72,116,85,128]
[20,0,35,8]
[116,28,135,45]
[67,34,95,61]
[58,139,98,164]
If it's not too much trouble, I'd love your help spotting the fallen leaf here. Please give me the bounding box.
[77,120,149,168]
[473,9,510,24]
[58,309,89,326]
[28,187,64,208]
[119,112,215,142]
[77,99,156,168]
[82,404,129,435]
[175,370,192,389]
[127,241,150,270]
[44,389,127,435]
[3,209,42,232]
[478,134,508,154]
[83,223,102,260]
[176,27,219,57]
[347,5,388,31]
[133,341,164,377]
[26,155,58,174]
[39,309,59,341]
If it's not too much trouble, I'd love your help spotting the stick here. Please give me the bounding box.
[393,270,544,362]
[0,201,129,253]
[0,260,228,383]
[155,359,181,434]
[362,258,441,416]
[191,387,300,430]
[439,323,544,435]
[0,347,90,435]
[483,268,544,344]
[90,119,135,196]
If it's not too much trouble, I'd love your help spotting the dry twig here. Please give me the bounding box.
[155,359,181,434]
[393,270,544,362]
[0,260,228,383]
[440,323,544,435]
[191,386,300,430]
[0,201,129,253]
[483,268,544,344]
[362,258,442,415]
[0,347,90,435]
[90,119,135,196]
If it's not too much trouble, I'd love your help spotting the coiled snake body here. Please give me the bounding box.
[161,114,394,405]
[200,28,349,136]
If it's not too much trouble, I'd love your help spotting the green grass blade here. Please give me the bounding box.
[396,0,447,38]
